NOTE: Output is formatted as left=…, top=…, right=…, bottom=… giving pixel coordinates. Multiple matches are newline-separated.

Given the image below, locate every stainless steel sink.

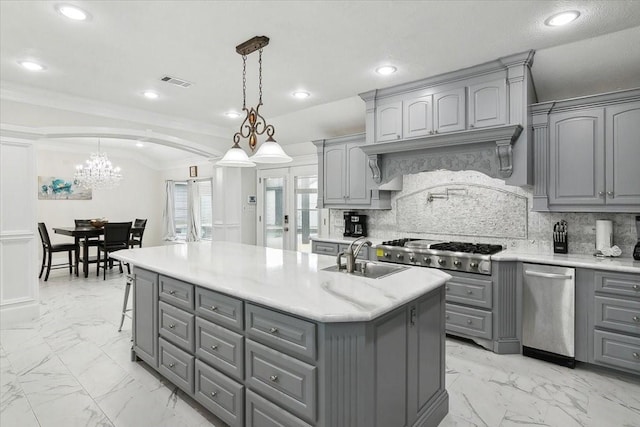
left=322, top=261, right=408, bottom=279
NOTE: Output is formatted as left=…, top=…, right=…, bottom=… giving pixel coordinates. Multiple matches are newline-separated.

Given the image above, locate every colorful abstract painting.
left=38, top=176, right=92, bottom=200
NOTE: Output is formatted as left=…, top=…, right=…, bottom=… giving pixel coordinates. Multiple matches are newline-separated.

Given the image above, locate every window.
left=171, top=179, right=213, bottom=241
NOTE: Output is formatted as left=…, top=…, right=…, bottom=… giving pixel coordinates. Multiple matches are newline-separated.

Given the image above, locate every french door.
left=257, top=165, right=322, bottom=252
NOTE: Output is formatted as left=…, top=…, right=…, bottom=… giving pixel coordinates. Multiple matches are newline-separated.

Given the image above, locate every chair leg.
left=118, top=260, right=123, bottom=274
left=44, top=250, right=52, bottom=281
left=97, top=249, right=101, bottom=277
left=126, top=263, right=131, bottom=275
left=118, top=279, right=132, bottom=332
left=39, top=248, right=46, bottom=278
left=104, top=251, right=107, bottom=280
left=68, top=250, right=73, bottom=275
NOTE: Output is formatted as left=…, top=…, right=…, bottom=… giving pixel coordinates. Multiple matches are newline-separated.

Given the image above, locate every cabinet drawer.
left=196, top=317, right=244, bottom=381
left=593, top=330, right=640, bottom=373
left=445, top=274, right=493, bottom=309
left=246, top=389, right=313, bottom=427
left=338, top=244, right=369, bottom=260
left=159, top=301, right=195, bottom=352
left=594, top=296, right=640, bottom=335
left=196, top=287, right=244, bottom=332
left=311, top=241, right=338, bottom=256
left=595, top=271, right=640, bottom=297
left=159, top=275, right=194, bottom=311
left=245, top=340, right=317, bottom=423
left=194, top=360, right=244, bottom=427
left=246, top=304, right=316, bottom=361
left=159, top=338, right=194, bottom=393
left=445, top=303, right=492, bottom=340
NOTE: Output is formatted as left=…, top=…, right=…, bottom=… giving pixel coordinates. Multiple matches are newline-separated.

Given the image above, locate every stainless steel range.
left=376, top=239, right=504, bottom=275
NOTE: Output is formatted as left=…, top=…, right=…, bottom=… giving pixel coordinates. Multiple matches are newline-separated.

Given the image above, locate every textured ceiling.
left=1, top=1, right=640, bottom=158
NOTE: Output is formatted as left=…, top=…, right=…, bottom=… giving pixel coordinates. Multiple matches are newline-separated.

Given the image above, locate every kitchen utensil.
left=553, top=220, right=568, bottom=254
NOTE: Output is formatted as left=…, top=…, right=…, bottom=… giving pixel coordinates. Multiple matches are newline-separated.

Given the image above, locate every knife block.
left=553, top=234, right=568, bottom=254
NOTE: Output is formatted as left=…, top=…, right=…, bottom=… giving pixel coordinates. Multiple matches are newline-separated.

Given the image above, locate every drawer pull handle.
left=169, top=324, right=175, bottom=329
left=445, top=314, right=450, bottom=319
left=210, top=391, right=218, bottom=397
left=466, top=319, right=472, bottom=325
left=634, top=284, right=639, bottom=291
left=169, top=363, right=175, bottom=368
left=467, top=290, right=473, bottom=294
left=210, top=305, right=218, bottom=311
left=269, top=375, right=278, bottom=382
left=211, top=345, right=218, bottom=350
left=269, top=327, right=278, bottom=334
left=445, top=286, right=449, bottom=291
left=169, top=290, right=176, bottom=295
left=633, top=316, right=640, bottom=322
left=633, top=352, right=640, bottom=359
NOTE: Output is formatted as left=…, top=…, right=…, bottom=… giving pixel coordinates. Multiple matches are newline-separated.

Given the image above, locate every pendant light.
left=217, top=36, right=292, bottom=167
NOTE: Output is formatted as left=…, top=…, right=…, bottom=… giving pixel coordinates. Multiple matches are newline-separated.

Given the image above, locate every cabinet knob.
left=168, top=363, right=175, bottom=368
left=169, top=290, right=176, bottom=295
left=445, top=314, right=450, bottom=319
left=467, top=290, right=473, bottom=295
left=633, top=316, right=640, bottom=322
left=445, top=286, right=450, bottom=291
left=210, top=305, right=218, bottom=311
left=169, top=324, right=175, bottom=329
left=607, top=191, right=614, bottom=198
left=429, top=130, right=434, bottom=135
left=466, top=319, right=472, bottom=325
left=633, top=352, right=640, bottom=359
left=211, top=345, right=218, bottom=350
left=269, top=327, right=278, bottom=334
left=269, top=375, right=278, bottom=382
left=396, top=134, right=401, bottom=139
left=470, top=124, right=475, bottom=128
left=633, top=284, right=639, bottom=291
left=434, top=130, right=439, bottom=134
left=598, top=191, right=605, bottom=197
left=210, top=391, right=218, bottom=397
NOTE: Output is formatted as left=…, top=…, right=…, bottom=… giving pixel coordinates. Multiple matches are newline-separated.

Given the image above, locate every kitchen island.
left=112, top=242, right=451, bottom=427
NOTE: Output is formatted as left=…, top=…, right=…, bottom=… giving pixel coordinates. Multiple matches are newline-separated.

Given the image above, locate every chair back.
left=132, top=218, right=147, bottom=238
left=104, top=222, right=132, bottom=251
left=74, top=219, right=93, bottom=227
left=38, top=222, right=52, bottom=248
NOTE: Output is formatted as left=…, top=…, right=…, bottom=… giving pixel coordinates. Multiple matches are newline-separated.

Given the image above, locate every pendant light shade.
left=250, top=139, right=293, bottom=164
left=216, top=145, right=256, bottom=167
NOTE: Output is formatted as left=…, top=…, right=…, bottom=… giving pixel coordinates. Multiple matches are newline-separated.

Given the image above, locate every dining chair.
left=129, top=218, right=147, bottom=248
left=74, top=219, right=102, bottom=274
left=38, top=222, right=77, bottom=281
left=97, top=222, right=132, bottom=280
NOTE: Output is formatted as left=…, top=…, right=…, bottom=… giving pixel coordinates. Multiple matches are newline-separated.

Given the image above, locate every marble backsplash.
left=330, top=170, right=639, bottom=257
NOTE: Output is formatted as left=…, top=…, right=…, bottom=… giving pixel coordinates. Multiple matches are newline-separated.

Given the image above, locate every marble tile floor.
left=1, top=270, right=639, bottom=427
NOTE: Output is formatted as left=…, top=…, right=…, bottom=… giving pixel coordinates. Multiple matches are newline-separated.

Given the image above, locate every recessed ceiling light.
left=292, top=91, right=310, bottom=99
left=56, top=4, right=89, bottom=21
left=19, top=61, right=45, bottom=71
left=143, top=91, right=159, bottom=99
left=545, top=10, right=580, bottom=26
left=375, top=65, right=397, bottom=75
left=225, top=111, right=241, bottom=118
left=136, top=142, right=144, bottom=148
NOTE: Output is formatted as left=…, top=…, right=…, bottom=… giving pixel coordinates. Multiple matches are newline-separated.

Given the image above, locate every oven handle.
left=524, top=270, right=573, bottom=280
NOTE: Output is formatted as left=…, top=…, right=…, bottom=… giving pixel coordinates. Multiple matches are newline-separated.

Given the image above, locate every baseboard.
left=0, top=300, right=39, bottom=328
left=413, top=389, right=449, bottom=427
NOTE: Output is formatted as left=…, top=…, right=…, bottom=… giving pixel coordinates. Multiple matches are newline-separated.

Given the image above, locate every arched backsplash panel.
left=395, top=182, right=527, bottom=239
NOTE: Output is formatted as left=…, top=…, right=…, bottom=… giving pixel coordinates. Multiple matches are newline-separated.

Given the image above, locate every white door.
left=257, top=165, right=321, bottom=252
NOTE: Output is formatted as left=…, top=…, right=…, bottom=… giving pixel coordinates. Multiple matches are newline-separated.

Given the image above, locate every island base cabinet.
left=133, top=268, right=158, bottom=367
left=195, top=360, right=244, bottom=427
left=246, top=389, right=313, bottom=427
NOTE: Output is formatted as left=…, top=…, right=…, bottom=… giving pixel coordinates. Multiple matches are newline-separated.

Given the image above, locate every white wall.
left=36, top=147, right=163, bottom=247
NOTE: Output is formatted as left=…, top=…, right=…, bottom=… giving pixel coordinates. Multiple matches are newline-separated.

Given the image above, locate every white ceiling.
left=1, top=1, right=640, bottom=161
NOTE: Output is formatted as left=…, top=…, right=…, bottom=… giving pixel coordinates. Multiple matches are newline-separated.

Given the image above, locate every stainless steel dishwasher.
left=522, top=263, right=576, bottom=368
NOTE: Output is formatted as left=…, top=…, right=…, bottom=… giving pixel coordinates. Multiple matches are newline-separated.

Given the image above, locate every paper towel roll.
left=596, top=220, right=613, bottom=250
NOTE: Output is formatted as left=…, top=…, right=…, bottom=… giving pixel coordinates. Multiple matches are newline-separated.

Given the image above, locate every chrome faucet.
left=336, top=236, right=372, bottom=273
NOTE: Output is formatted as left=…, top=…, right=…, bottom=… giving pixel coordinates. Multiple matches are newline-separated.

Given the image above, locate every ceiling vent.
left=160, top=76, right=193, bottom=88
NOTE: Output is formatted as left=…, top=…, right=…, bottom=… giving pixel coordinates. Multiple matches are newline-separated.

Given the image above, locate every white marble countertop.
left=112, top=242, right=451, bottom=323
left=492, top=249, right=640, bottom=274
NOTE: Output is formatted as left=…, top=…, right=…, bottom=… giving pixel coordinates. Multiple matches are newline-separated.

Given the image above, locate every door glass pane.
left=174, top=182, right=188, bottom=240
left=295, top=175, right=318, bottom=253
left=264, top=177, right=284, bottom=249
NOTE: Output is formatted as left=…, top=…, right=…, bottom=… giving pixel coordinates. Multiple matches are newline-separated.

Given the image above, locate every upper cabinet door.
left=376, top=102, right=403, bottom=142
left=403, top=95, right=433, bottom=139
left=433, top=88, right=466, bottom=133
left=345, top=143, right=371, bottom=205
left=323, top=145, right=346, bottom=204
left=549, top=109, right=605, bottom=206
left=468, top=79, right=506, bottom=128
left=605, top=102, right=640, bottom=205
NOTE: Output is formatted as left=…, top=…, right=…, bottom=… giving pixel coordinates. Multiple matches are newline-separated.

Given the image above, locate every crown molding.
left=0, top=80, right=229, bottom=138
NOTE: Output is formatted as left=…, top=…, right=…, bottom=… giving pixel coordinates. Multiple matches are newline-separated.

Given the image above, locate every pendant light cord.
left=258, top=49, right=263, bottom=105
left=242, top=55, right=247, bottom=110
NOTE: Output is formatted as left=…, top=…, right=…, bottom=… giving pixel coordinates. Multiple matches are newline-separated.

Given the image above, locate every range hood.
left=360, top=124, right=523, bottom=185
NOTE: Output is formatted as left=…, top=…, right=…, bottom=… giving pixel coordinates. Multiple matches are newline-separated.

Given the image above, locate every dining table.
left=53, top=226, right=142, bottom=278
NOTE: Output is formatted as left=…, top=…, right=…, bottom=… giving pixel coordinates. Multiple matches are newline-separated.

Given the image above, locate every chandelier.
left=74, top=139, right=123, bottom=189
left=217, top=36, right=292, bottom=167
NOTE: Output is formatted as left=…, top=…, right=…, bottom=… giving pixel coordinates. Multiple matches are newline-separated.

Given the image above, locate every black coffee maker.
left=343, top=211, right=367, bottom=237
left=634, top=215, right=640, bottom=261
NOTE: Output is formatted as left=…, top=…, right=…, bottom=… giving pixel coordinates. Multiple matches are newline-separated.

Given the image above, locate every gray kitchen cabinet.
left=311, top=239, right=373, bottom=260
left=433, top=87, right=466, bottom=133
left=133, top=268, right=158, bottom=367
left=376, top=101, right=403, bottom=142
left=531, top=89, right=640, bottom=212
left=314, top=134, right=397, bottom=209
left=468, top=78, right=507, bottom=128
left=403, top=94, right=433, bottom=139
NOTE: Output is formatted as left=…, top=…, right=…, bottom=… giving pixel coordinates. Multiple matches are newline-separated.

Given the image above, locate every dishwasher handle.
left=524, top=270, right=573, bottom=280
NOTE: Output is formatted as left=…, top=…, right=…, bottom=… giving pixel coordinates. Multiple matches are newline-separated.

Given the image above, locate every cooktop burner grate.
left=429, top=241, right=503, bottom=255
